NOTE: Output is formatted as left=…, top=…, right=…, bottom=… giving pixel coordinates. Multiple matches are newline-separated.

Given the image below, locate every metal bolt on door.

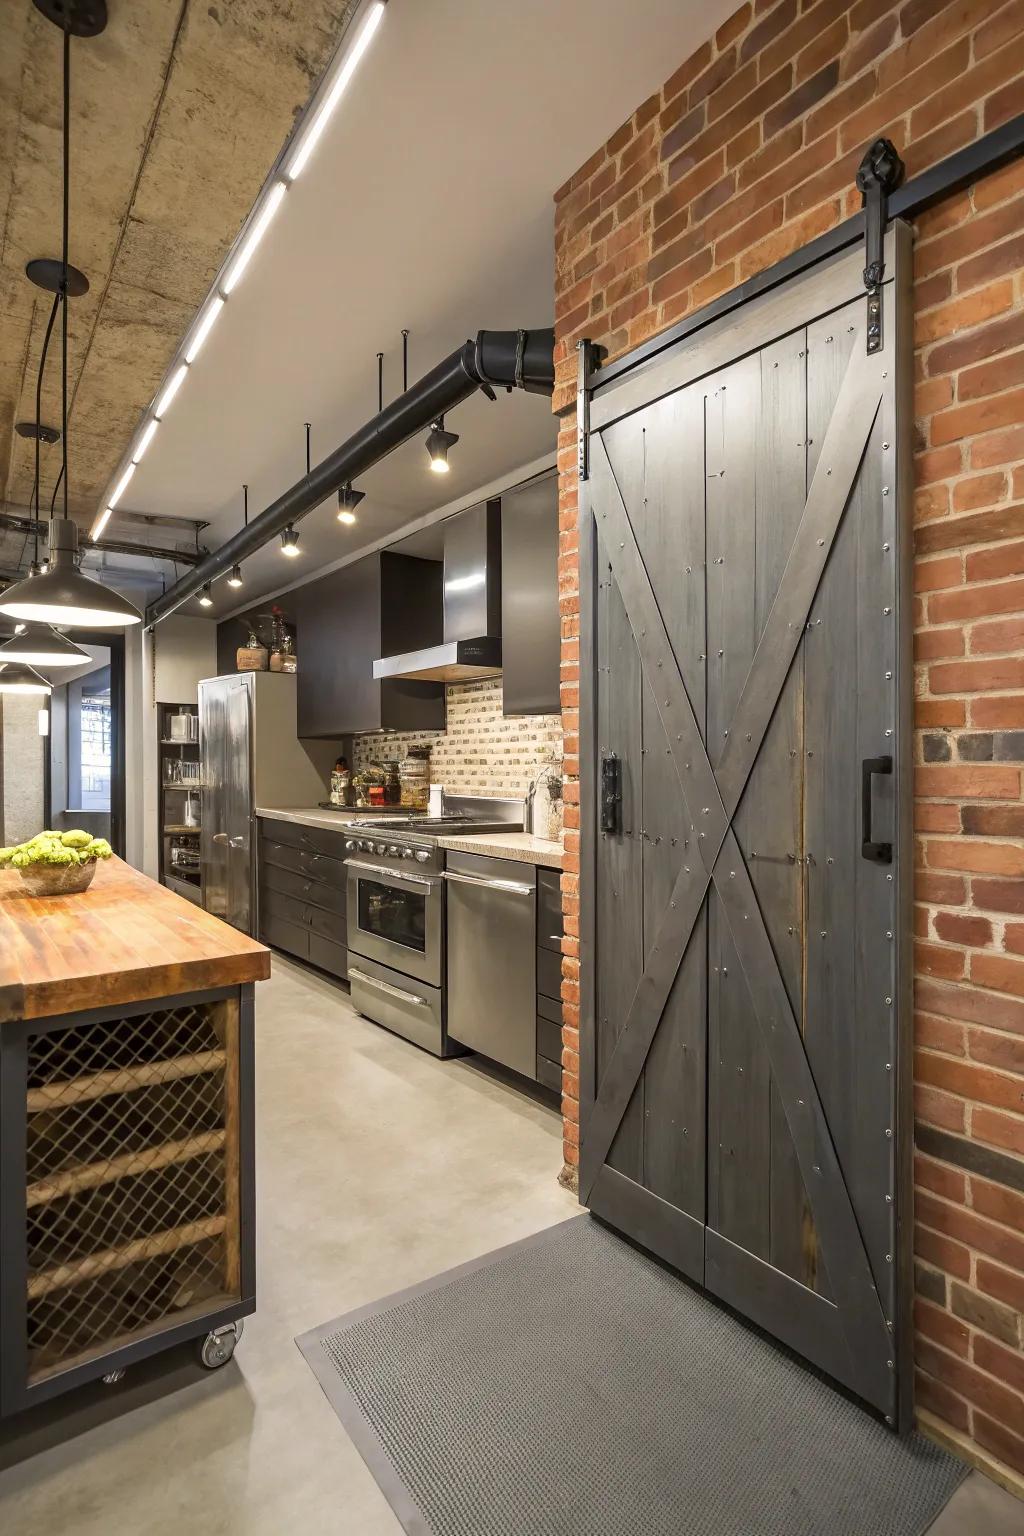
left=579, top=226, right=912, bottom=1427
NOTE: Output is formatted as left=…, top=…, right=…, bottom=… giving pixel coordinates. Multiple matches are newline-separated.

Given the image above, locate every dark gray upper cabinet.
left=297, top=552, right=445, bottom=737
left=501, top=473, right=559, bottom=716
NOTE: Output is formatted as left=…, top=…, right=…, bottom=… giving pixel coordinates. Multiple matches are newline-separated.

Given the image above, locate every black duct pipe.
left=144, top=327, right=555, bottom=627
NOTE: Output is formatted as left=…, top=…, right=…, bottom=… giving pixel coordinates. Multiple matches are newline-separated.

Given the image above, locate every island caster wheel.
left=198, top=1319, right=243, bottom=1370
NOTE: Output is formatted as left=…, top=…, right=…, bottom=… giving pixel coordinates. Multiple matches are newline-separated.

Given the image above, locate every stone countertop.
left=256, top=806, right=374, bottom=833
left=437, top=832, right=565, bottom=870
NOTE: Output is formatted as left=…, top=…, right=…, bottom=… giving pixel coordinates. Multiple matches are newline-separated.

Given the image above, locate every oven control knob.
left=344, top=839, right=357, bottom=851
left=376, top=842, right=388, bottom=855
left=360, top=839, right=372, bottom=852
left=387, top=845, right=399, bottom=857
left=414, top=850, right=430, bottom=863
left=401, top=847, right=414, bottom=860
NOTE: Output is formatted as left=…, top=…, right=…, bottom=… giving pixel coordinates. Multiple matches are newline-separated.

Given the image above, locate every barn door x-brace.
left=576, top=141, right=919, bottom=1428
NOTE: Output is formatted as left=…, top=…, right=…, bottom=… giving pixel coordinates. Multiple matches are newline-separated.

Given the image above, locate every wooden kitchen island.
left=0, top=858, right=269, bottom=1417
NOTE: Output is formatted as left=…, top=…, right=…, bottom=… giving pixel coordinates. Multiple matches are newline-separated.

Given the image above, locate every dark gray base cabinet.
left=258, top=820, right=348, bottom=981
left=536, top=868, right=563, bottom=1094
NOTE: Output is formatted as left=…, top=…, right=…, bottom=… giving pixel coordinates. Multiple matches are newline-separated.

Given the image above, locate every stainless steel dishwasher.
left=445, top=849, right=537, bottom=1077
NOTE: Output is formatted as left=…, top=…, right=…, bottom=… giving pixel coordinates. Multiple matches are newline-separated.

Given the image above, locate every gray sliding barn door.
left=579, top=228, right=912, bottom=1425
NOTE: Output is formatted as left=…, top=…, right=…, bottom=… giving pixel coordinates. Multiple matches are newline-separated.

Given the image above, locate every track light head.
left=337, top=483, right=365, bottom=525
left=425, top=419, right=459, bottom=474
left=226, top=564, right=244, bottom=588
left=280, top=525, right=301, bottom=557
left=198, top=583, right=213, bottom=608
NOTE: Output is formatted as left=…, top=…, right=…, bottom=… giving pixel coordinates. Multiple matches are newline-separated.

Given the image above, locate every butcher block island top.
left=0, top=855, right=270, bottom=1024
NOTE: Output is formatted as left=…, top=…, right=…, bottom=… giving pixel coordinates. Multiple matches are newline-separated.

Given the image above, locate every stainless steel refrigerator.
left=199, top=672, right=337, bottom=934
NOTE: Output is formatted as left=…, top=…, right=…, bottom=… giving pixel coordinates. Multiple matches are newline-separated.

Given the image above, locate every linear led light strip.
left=90, top=0, right=386, bottom=545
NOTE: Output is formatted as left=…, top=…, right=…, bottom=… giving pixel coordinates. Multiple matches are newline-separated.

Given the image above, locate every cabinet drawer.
left=262, top=838, right=347, bottom=890
left=536, top=1054, right=561, bottom=1094
left=260, top=861, right=346, bottom=916
left=260, top=909, right=310, bottom=961
left=537, top=990, right=562, bottom=1025
left=309, top=932, right=348, bottom=981
left=259, top=887, right=309, bottom=929
left=308, top=903, right=345, bottom=944
left=537, top=1015, right=562, bottom=1064
left=536, top=946, right=562, bottom=1002
left=259, top=818, right=349, bottom=861
left=537, top=868, right=563, bottom=952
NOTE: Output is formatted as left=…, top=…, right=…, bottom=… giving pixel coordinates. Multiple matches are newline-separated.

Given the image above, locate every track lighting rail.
left=144, top=326, right=554, bottom=628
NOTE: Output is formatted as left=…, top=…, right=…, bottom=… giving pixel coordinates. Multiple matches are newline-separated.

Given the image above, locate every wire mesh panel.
left=21, top=997, right=242, bottom=1383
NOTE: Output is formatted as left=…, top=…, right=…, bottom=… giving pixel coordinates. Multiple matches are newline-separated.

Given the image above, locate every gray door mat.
left=296, top=1215, right=966, bottom=1536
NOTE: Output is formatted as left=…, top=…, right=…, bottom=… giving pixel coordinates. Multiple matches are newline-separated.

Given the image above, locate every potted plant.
left=0, top=829, right=114, bottom=895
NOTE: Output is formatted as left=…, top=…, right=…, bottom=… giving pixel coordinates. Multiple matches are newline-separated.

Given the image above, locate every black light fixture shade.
left=0, top=623, right=89, bottom=667
left=425, top=418, right=459, bottom=474
left=198, top=583, right=213, bottom=607
left=227, top=564, right=244, bottom=588
left=337, top=483, right=365, bottom=524
left=280, top=524, right=300, bottom=557
left=0, top=660, right=52, bottom=695
left=0, top=520, right=141, bottom=628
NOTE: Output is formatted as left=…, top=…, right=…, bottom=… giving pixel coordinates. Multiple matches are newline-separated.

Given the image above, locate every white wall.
left=0, top=694, right=46, bottom=846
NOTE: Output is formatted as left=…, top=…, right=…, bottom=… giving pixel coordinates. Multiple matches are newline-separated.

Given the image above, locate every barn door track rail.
left=585, top=116, right=1024, bottom=396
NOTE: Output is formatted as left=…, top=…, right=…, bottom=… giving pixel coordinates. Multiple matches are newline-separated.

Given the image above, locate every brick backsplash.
left=352, top=677, right=562, bottom=800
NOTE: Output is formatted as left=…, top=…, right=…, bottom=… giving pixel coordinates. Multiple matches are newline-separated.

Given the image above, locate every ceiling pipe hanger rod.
left=144, top=326, right=554, bottom=628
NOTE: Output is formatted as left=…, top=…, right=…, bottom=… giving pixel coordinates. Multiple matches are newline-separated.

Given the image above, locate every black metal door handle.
left=601, top=755, right=622, bottom=835
left=862, top=755, right=892, bottom=863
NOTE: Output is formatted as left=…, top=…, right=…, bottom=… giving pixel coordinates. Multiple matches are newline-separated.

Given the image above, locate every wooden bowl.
left=18, top=859, right=98, bottom=897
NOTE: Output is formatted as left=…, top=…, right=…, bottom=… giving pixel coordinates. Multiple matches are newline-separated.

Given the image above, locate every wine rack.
left=0, top=988, right=253, bottom=1410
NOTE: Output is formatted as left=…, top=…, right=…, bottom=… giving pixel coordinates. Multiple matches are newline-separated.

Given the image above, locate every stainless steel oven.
left=345, top=856, right=443, bottom=989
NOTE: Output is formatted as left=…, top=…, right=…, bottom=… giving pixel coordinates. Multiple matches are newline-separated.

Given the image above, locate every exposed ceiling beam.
left=0, top=512, right=202, bottom=567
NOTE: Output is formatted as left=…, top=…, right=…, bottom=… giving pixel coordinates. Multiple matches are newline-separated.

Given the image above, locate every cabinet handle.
left=349, top=967, right=428, bottom=1008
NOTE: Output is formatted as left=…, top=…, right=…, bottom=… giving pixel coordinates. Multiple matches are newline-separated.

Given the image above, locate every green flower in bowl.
left=0, top=830, right=113, bottom=896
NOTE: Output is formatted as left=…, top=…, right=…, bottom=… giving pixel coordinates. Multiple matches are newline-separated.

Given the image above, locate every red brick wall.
left=554, top=0, right=1024, bottom=1484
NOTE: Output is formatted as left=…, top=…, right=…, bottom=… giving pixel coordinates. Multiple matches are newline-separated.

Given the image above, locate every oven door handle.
left=443, top=870, right=535, bottom=896
left=348, top=967, right=429, bottom=1008
left=345, top=858, right=439, bottom=889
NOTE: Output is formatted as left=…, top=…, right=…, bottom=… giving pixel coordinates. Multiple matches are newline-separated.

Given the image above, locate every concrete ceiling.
left=0, top=0, right=356, bottom=585
left=1, top=0, right=734, bottom=616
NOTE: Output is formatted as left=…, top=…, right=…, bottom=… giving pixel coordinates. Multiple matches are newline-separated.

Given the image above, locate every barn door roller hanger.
left=856, top=137, right=905, bottom=355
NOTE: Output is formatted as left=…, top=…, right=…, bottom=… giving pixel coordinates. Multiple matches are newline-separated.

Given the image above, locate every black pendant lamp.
left=0, top=624, right=89, bottom=667
left=0, top=661, right=52, bottom=696
left=0, top=1, right=141, bottom=631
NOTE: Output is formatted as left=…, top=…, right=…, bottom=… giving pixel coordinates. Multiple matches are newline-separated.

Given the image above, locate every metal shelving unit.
left=157, top=704, right=201, bottom=904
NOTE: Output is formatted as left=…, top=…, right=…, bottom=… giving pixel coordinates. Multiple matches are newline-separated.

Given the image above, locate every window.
left=79, top=687, right=112, bottom=811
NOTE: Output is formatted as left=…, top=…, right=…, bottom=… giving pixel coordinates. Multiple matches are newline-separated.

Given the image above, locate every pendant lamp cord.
left=60, top=21, right=70, bottom=524
left=32, top=292, right=60, bottom=563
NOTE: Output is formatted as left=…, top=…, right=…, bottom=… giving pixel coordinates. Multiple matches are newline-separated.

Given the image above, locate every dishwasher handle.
left=444, top=870, right=535, bottom=896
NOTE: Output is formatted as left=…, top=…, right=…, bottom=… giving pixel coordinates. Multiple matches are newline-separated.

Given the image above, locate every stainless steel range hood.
left=373, top=500, right=502, bottom=684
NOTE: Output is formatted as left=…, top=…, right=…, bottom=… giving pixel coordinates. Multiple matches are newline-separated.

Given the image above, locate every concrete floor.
left=0, top=956, right=1020, bottom=1535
